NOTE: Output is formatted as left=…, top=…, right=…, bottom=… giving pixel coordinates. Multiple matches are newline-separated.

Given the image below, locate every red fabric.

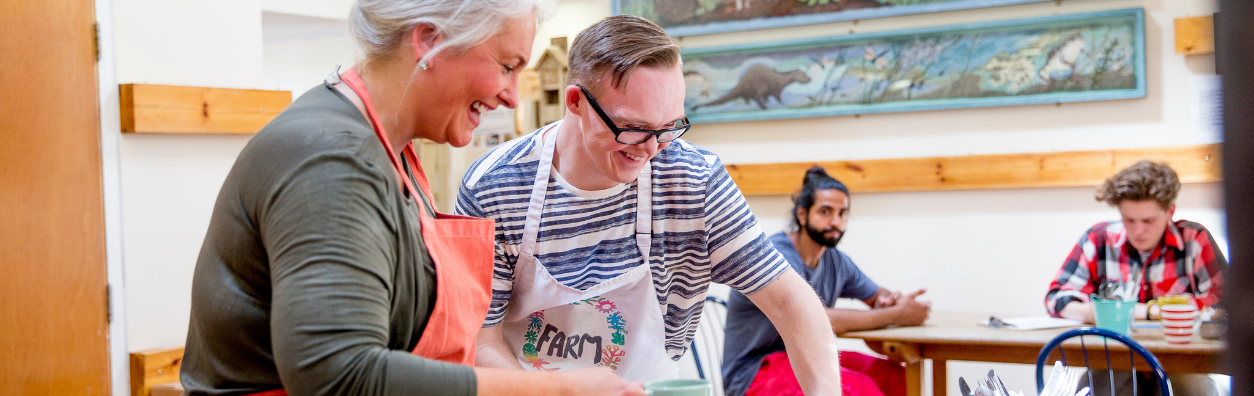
left=745, top=351, right=904, bottom=396
left=838, top=351, right=906, bottom=396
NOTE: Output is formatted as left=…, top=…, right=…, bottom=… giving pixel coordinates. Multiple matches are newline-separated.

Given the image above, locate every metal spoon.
left=977, top=385, right=995, bottom=396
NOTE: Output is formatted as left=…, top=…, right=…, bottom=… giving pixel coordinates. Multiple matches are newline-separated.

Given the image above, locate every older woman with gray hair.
left=180, top=1, right=646, bottom=395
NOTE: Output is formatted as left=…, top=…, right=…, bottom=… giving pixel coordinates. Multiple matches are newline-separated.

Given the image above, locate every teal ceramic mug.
left=1092, top=297, right=1136, bottom=336
left=643, top=379, right=713, bottom=396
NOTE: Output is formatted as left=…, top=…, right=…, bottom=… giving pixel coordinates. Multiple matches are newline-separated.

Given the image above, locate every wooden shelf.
left=725, top=144, right=1222, bottom=195
left=129, top=347, right=183, bottom=396
left=1175, top=15, right=1215, bottom=55
left=120, top=84, right=291, bottom=134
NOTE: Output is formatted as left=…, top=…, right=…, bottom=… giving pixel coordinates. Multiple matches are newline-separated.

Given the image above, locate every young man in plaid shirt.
left=1045, top=160, right=1228, bottom=323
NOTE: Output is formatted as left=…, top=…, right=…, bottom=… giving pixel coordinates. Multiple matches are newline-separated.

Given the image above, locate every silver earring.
left=419, top=60, right=429, bottom=70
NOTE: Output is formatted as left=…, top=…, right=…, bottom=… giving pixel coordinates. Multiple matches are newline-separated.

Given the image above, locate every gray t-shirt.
left=720, top=232, right=879, bottom=396
left=181, top=84, right=475, bottom=396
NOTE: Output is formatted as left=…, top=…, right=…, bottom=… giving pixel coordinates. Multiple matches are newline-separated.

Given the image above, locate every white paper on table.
left=978, top=315, right=1084, bottom=331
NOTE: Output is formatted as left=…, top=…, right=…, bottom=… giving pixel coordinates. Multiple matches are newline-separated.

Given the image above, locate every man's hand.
left=557, top=367, right=648, bottom=396
left=890, top=288, right=931, bottom=326
left=874, top=289, right=903, bottom=308
left=1059, top=302, right=1096, bottom=324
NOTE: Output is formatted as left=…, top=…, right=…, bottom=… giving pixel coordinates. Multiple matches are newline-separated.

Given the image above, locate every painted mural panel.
left=615, top=0, right=1050, bottom=37
left=682, top=9, right=1146, bottom=123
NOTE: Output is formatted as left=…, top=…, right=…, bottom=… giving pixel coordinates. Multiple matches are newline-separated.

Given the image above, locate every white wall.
left=261, top=12, right=357, bottom=95
left=113, top=0, right=263, bottom=89
left=112, top=0, right=264, bottom=353
left=112, top=0, right=355, bottom=354
left=261, top=0, right=353, bottom=20
left=515, top=0, right=1225, bottom=394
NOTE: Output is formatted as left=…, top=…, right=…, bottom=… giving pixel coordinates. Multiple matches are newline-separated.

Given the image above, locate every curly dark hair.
left=1095, top=160, right=1181, bottom=210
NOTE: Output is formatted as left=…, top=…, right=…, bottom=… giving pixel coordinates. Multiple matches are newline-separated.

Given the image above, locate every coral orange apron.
left=245, top=68, right=495, bottom=396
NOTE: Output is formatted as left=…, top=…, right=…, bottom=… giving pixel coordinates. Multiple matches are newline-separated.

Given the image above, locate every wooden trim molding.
left=130, top=347, right=183, bottom=396
left=726, top=144, right=1222, bottom=195
left=120, top=84, right=291, bottom=134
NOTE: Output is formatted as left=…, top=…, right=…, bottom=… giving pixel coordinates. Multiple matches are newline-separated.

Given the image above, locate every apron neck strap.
left=635, top=162, right=652, bottom=264
left=520, top=123, right=653, bottom=262
left=520, top=124, right=560, bottom=254
left=337, top=67, right=436, bottom=215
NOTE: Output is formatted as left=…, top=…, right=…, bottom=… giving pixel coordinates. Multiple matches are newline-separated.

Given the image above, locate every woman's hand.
left=558, top=367, right=647, bottom=396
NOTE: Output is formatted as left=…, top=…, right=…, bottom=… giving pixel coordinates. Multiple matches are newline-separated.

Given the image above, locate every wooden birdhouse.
left=534, top=37, right=569, bottom=126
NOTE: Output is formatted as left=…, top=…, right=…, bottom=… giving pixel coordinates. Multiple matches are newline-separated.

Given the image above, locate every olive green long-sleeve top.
left=181, top=83, right=475, bottom=396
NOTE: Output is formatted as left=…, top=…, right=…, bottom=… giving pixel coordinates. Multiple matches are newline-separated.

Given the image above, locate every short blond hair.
left=567, top=15, right=680, bottom=93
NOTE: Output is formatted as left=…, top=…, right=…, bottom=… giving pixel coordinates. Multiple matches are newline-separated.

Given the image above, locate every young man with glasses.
left=459, top=15, right=843, bottom=394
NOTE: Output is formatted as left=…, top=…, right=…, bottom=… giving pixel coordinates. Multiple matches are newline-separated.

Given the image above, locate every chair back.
left=1035, top=327, right=1171, bottom=396
left=690, top=296, right=728, bottom=396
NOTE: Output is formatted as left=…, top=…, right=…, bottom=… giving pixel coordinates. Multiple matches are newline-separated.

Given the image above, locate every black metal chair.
left=690, top=295, right=728, bottom=396
left=1035, top=327, right=1171, bottom=396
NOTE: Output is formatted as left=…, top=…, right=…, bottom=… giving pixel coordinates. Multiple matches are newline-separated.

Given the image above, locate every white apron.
left=501, top=124, right=677, bottom=381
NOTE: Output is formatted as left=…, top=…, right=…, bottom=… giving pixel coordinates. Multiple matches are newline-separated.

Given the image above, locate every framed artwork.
left=614, top=0, right=1052, bottom=37
left=682, top=8, right=1146, bottom=124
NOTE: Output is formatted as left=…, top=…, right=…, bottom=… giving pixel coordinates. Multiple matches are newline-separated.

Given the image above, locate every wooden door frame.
left=94, top=0, right=132, bottom=394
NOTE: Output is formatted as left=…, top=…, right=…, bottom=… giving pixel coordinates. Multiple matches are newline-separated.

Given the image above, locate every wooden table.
left=839, top=311, right=1224, bottom=396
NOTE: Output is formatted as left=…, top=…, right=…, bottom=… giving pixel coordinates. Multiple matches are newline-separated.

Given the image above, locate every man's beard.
left=804, top=221, right=844, bottom=248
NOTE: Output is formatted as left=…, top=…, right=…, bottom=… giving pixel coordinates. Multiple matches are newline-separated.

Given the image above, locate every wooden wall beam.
left=1175, top=15, right=1216, bottom=55
left=129, top=347, right=183, bottom=396
left=726, top=144, right=1221, bottom=195
left=120, top=84, right=291, bottom=134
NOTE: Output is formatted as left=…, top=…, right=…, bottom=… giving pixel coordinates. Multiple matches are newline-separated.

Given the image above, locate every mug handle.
left=1146, top=299, right=1159, bottom=320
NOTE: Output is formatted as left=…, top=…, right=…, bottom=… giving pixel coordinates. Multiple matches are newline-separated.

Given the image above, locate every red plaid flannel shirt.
left=1046, top=220, right=1227, bottom=316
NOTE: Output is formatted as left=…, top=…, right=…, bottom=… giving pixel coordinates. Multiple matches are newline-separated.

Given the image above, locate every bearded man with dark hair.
left=721, top=166, right=931, bottom=396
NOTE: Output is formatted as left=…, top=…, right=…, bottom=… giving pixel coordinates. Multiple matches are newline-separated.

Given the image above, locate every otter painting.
left=692, top=65, right=812, bottom=110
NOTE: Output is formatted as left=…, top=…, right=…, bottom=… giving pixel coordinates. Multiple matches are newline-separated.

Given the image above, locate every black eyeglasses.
left=577, top=85, right=690, bottom=145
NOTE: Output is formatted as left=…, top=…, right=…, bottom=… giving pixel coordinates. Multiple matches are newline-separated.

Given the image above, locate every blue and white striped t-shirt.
left=456, top=123, right=790, bottom=360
